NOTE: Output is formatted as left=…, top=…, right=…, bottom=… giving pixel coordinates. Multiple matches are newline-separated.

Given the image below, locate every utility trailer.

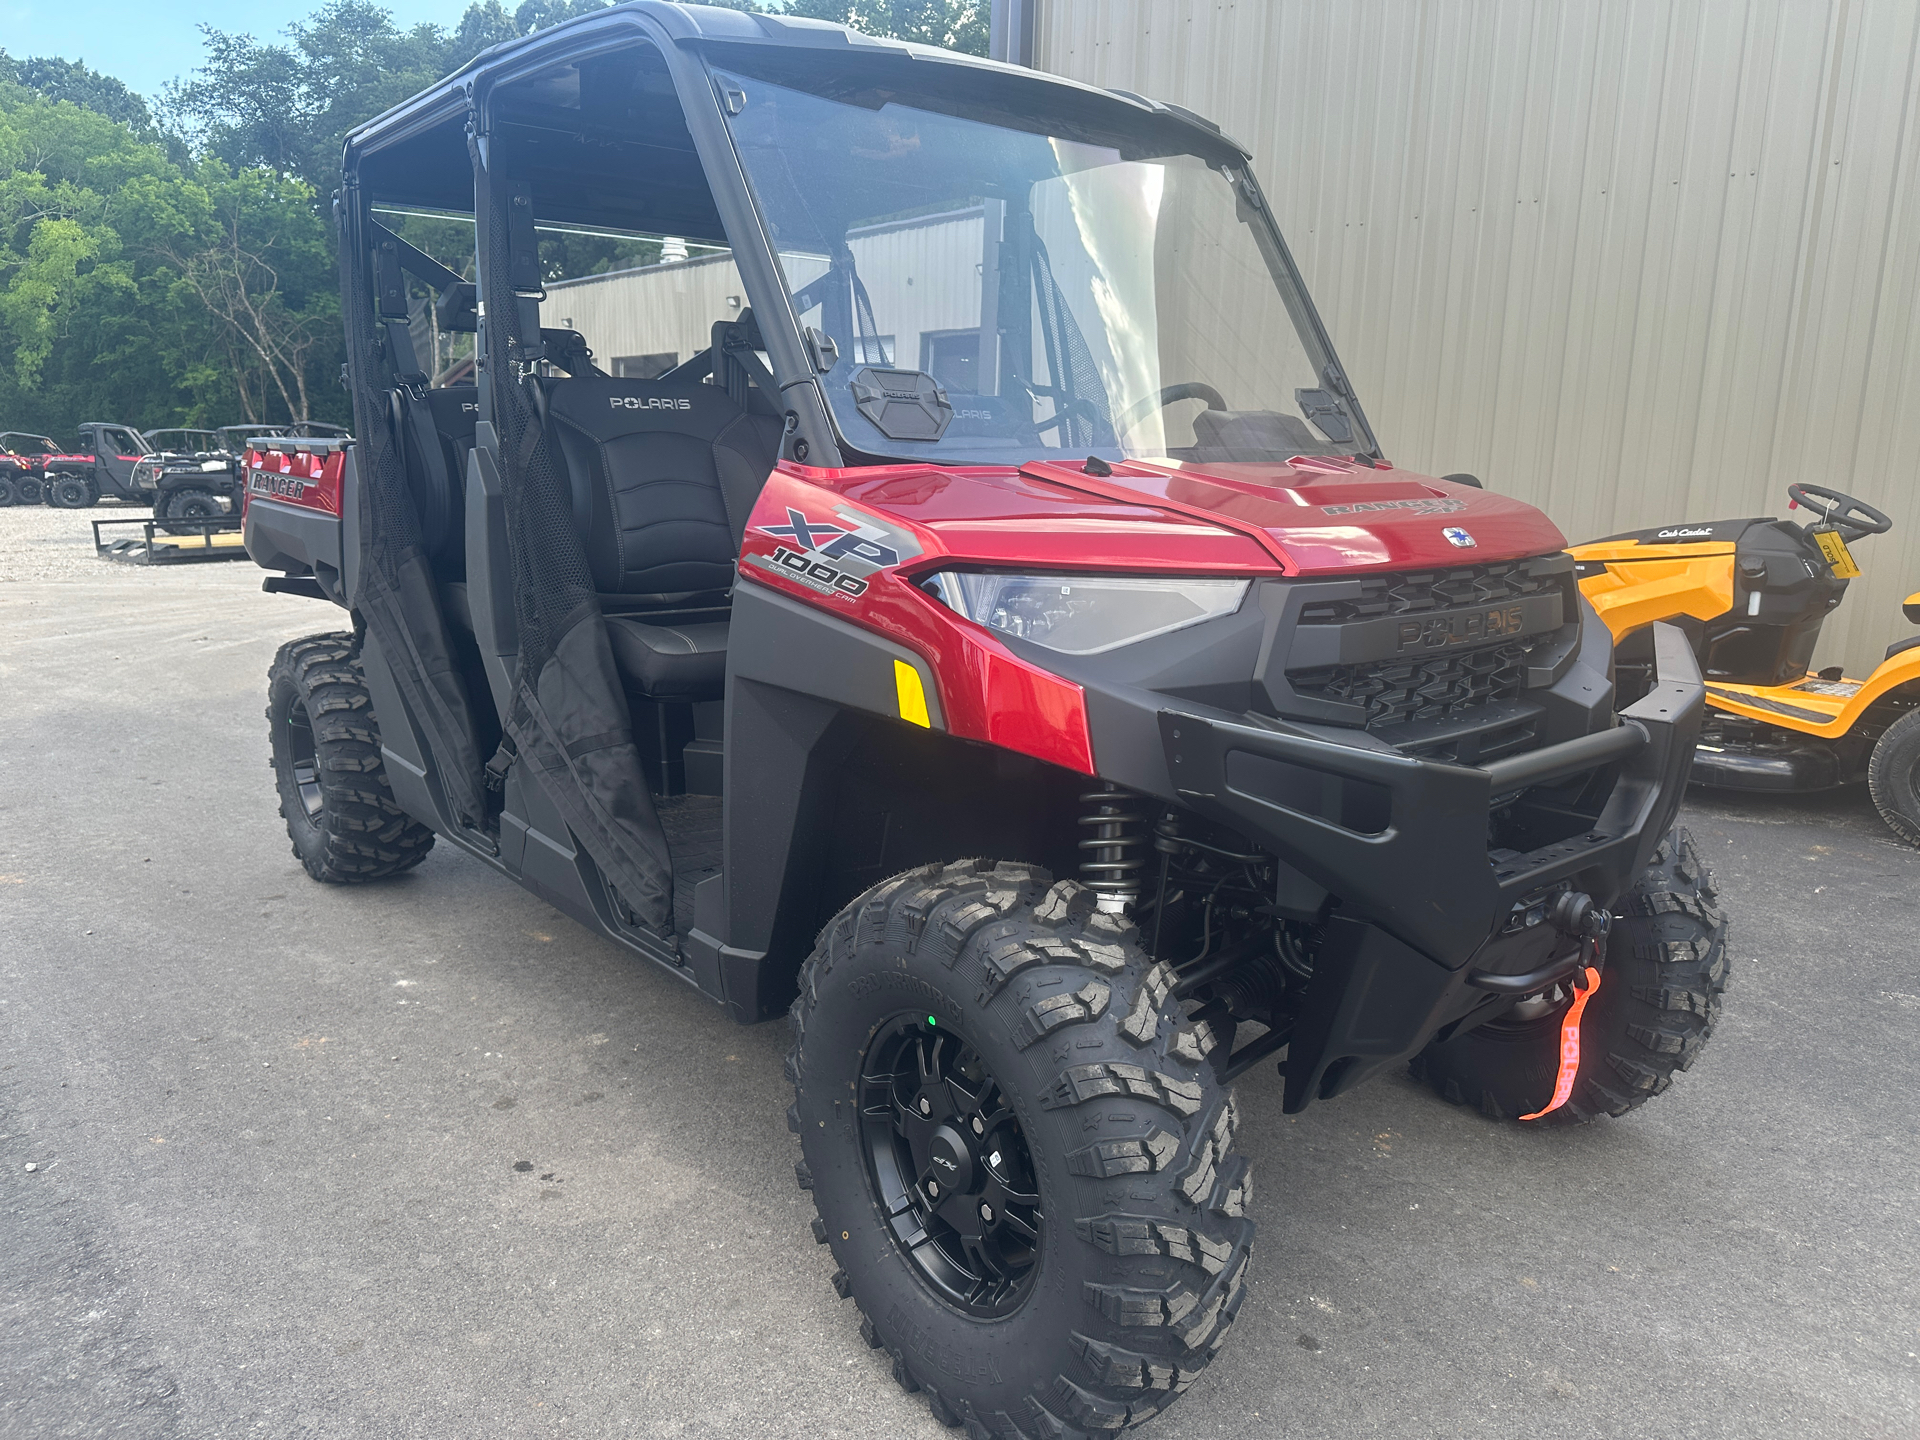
left=244, top=6, right=1732, bottom=1432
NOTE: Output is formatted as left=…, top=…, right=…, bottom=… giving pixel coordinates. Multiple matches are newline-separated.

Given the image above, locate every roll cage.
left=341, top=0, right=1374, bottom=476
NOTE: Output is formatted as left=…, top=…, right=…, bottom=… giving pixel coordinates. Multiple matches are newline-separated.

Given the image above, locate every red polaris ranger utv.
left=247, top=6, right=1731, bottom=1432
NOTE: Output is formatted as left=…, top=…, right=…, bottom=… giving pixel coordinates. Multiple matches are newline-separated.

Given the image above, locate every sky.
left=1, top=0, right=478, bottom=96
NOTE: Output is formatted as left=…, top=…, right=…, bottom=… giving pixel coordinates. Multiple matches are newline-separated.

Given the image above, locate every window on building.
left=613, top=353, right=680, bottom=379
left=921, top=330, right=981, bottom=394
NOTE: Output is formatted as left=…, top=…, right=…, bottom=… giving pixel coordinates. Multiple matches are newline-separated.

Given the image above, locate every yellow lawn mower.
left=1572, top=482, right=1920, bottom=846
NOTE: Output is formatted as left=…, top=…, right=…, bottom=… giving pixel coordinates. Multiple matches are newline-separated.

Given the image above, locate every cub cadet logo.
left=609, top=395, right=691, bottom=411
left=1657, top=526, right=1713, bottom=540
left=930, top=1154, right=958, bottom=1174
left=247, top=468, right=308, bottom=500
left=1320, top=497, right=1468, bottom=516
left=1398, top=606, right=1527, bottom=652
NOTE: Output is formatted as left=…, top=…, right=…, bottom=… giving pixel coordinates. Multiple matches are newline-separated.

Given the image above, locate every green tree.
left=781, top=0, right=990, bottom=53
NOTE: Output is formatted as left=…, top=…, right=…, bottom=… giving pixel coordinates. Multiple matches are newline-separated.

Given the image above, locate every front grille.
left=1297, top=558, right=1565, bottom=625
left=1290, top=640, right=1531, bottom=728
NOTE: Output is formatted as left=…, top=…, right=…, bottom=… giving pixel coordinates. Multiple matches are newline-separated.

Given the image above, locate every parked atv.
left=55, top=421, right=252, bottom=525
left=246, top=6, right=1730, bottom=1431
left=0, top=432, right=59, bottom=506
left=1572, top=483, right=1920, bottom=845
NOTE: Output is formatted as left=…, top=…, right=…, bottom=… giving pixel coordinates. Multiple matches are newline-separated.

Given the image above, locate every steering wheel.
left=1114, top=381, right=1227, bottom=439
left=1786, top=483, right=1893, bottom=540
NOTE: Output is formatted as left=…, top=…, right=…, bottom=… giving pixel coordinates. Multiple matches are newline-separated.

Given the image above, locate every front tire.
left=790, top=862, right=1253, bottom=1437
left=47, top=474, right=93, bottom=508
left=267, top=633, right=435, bottom=882
left=0, top=476, right=14, bottom=507
left=1867, top=709, right=1920, bottom=848
left=1410, top=828, right=1730, bottom=1124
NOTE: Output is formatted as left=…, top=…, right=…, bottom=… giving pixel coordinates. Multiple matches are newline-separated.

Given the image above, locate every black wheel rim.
left=283, top=694, right=323, bottom=823
left=858, top=1015, right=1043, bottom=1317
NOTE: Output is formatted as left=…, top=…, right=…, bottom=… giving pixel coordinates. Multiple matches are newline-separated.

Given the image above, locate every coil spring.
left=1078, top=783, right=1146, bottom=910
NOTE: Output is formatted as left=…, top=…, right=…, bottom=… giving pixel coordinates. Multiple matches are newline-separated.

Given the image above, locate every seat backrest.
left=543, top=377, right=781, bottom=602
left=401, top=384, right=478, bottom=574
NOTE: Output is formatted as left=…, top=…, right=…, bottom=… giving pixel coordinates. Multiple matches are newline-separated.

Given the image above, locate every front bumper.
left=1158, top=622, right=1703, bottom=1109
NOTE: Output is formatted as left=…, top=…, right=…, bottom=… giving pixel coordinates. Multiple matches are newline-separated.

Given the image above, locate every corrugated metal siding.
left=1035, top=0, right=1920, bottom=676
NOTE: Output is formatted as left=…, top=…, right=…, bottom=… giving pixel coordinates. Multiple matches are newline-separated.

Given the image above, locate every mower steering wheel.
left=1114, top=382, right=1228, bottom=438
left=1786, top=483, right=1893, bottom=540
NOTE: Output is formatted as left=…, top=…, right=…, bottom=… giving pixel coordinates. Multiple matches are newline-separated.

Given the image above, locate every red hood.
left=1016, top=457, right=1565, bottom=573
left=763, top=454, right=1565, bottom=577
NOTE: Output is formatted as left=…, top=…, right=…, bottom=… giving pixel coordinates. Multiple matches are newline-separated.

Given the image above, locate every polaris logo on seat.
left=609, top=396, right=692, bottom=411
left=1397, top=606, right=1527, bottom=651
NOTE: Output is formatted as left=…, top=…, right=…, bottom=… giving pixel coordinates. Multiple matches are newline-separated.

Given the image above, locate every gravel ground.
left=0, top=499, right=169, bottom=583
left=2, top=545, right=1918, bottom=1439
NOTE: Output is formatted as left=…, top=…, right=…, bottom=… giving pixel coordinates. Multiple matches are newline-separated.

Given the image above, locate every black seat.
left=542, top=375, right=780, bottom=700
left=401, top=384, right=477, bottom=575
left=604, top=617, right=730, bottom=701
left=1887, top=634, right=1920, bottom=662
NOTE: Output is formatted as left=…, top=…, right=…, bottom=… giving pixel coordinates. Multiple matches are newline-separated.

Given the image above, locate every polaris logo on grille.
left=609, top=396, right=692, bottom=410
left=1397, top=606, right=1527, bottom=651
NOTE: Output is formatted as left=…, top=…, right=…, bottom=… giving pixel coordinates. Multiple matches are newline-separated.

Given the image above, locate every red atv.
left=0, top=432, right=59, bottom=505
left=246, top=6, right=1731, bottom=1432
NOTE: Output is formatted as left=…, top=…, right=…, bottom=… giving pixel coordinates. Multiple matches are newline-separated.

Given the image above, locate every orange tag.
left=1520, top=965, right=1601, bottom=1121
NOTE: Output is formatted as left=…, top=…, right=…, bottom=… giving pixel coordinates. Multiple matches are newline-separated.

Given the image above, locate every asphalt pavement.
left=3, top=502, right=1917, bottom=1439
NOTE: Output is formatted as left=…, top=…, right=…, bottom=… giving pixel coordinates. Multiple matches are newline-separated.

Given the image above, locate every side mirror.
left=1441, top=472, right=1484, bottom=490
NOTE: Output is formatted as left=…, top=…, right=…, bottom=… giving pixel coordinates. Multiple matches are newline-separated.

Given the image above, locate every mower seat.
left=543, top=377, right=779, bottom=700
left=1887, top=635, right=1920, bottom=662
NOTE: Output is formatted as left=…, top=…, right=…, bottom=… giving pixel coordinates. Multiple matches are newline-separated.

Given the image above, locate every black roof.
left=342, top=0, right=1244, bottom=178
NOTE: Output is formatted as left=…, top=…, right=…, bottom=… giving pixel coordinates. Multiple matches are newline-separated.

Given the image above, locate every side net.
left=336, top=191, right=486, bottom=828
left=476, top=160, right=674, bottom=932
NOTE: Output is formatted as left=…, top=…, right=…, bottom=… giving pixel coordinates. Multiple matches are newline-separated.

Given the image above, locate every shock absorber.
left=1078, top=783, right=1146, bottom=913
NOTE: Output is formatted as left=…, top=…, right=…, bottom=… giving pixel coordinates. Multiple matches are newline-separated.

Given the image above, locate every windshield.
left=719, top=66, right=1371, bottom=467
left=100, top=427, right=149, bottom=455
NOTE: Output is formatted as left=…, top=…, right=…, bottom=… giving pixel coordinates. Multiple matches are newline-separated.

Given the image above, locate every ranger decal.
left=1319, top=496, right=1468, bottom=517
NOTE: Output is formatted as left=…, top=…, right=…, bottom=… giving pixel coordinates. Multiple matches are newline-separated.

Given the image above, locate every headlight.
left=921, top=572, right=1248, bottom=655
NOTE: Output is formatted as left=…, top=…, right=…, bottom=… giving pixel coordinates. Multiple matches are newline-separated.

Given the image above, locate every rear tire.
left=1409, top=828, right=1730, bottom=1125
left=157, top=486, right=224, bottom=534
left=15, top=475, right=43, bottom=505
left=0, top=476, right=14, bottom=507
left=790, top=862, right=1253, bottom=1437
left=267, top=633, right=435, bottom=883
left=1867, top=709, right=1920, bottom=848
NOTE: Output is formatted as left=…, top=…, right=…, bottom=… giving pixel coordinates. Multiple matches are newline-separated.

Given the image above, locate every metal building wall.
left=1033, top=0, right=1920, bottom=675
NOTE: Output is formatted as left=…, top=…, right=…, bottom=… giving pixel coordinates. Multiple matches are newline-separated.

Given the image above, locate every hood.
left=1016, top=456, right=1566, bottom=573
left=785, top=454, right=1568, bottom=580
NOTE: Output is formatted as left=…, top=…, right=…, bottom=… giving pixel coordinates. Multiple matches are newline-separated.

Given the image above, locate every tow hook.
left=1548, top=890, right=1612, bottom=945
left=1469, top=892, right=1613, bottom=995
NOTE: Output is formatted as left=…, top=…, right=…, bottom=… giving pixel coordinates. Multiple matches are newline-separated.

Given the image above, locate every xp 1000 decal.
left=745, top=503, right=923, bottom=601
